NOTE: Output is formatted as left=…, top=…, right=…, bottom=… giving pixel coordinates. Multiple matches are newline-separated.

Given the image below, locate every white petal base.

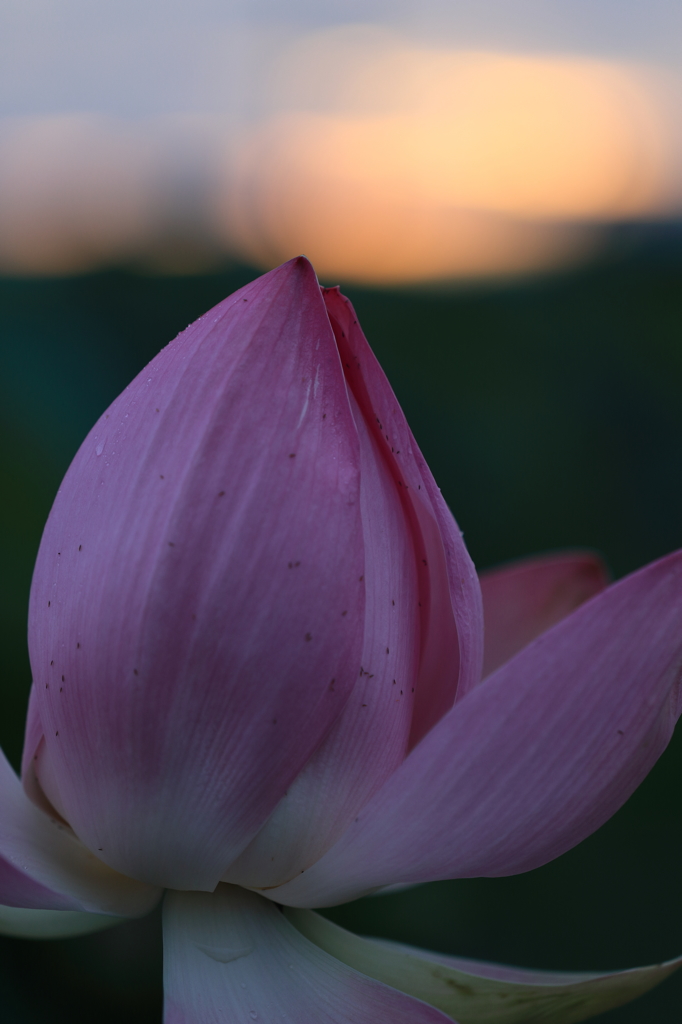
left=0, top=750, right=162, bottom=915
left=163, top=884, right=450, bottom=1023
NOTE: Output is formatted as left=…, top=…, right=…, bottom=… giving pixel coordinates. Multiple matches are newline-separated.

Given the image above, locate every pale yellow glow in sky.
left=222, top=33, right=679, bottom=283
left=0, top=26, right=679, bottom=281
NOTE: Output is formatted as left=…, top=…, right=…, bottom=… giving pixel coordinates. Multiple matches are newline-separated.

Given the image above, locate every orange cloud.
left=218, top=31, right=680, bottom=284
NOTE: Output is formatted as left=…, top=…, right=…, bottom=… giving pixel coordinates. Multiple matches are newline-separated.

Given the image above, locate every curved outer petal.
left=0, top=904, right=124, bottom=939
left=0, top=749, right=160, bottom=915
left=27, top=258, right=366, bottom=890
left=21, top=682, right=69, bottom=820
left=223, top=389, right=419, bottom=888
left=21, top=684, right=44, bottom=795
left=480, top=552, right=609, bottom=678
left=163, top=884, right=451, bottom=1024
left=269, top=550, right=682, bottom=907
left=287, top=909, right=682, bottom=1024
left=322, top=287, right=484, bottom=747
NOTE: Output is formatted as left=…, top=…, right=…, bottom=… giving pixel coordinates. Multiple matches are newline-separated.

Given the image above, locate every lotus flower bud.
left=23, top=257, right=482, bottom=891
left=6, top=257, right=682, bottom=1024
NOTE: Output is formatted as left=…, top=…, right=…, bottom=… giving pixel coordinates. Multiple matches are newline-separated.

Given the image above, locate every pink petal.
left=322, top=287, right=484, bottom=746
left=288, top=909, right=682, bottom=1024
left=163, top=884, right=451, bottom=1024
left=269, top=550, right=682, bottom=907
left=481, top=551, right=609, bottom=677
left=223, top=389, right=419, bottom=888
left=27, top=258, right=366, bottom=890
left=0, top=749, right=160, bottom=915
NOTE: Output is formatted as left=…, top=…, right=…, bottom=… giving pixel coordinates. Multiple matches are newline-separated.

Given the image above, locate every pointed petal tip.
left=224, top=256, right=321, bottom=312
left=283, top=254, right=319, bottom=280
left=257, top=254, right=323, bottom=301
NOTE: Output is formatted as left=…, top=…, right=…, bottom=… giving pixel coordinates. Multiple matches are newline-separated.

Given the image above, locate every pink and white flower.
left=2, top=257, right=681, bottom=1022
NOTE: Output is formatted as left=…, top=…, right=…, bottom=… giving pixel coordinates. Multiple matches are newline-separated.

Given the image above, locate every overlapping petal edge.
left=266, top=548, right=682, bottom=907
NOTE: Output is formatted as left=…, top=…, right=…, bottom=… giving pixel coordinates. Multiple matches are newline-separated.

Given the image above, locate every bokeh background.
left=2, top=2, right=682, bottom=1021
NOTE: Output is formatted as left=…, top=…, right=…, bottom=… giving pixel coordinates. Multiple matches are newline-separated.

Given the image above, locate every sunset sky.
left=1, top=1, right=680, bottom=282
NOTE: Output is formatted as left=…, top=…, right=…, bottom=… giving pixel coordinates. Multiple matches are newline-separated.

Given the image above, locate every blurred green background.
left=1, top=233, right=682, bottom=1021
